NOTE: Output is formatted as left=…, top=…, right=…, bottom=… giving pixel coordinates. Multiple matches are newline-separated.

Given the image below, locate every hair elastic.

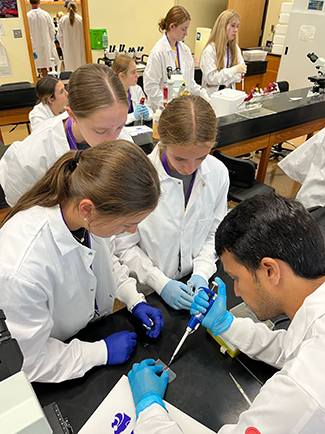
left=74, top=149, right=83, bottom=166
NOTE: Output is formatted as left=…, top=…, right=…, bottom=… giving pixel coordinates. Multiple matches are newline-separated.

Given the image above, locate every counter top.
left=32, top=290, right=277, bottom=433
left=216, top=87, right=325, bottom=148
left=0, top=82, right=37, bottom=111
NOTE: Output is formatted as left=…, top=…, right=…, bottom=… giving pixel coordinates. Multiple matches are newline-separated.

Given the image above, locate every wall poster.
left=0, top=0, right=18, bottom=18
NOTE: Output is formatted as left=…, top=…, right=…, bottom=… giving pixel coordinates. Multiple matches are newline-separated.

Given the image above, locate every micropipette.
left=167, top=282, right=218, bottom=367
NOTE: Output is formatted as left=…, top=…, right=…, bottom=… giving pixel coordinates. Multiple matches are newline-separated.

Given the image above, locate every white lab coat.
left=278, top=127, right=325, bottom=209
left=0, top=205, right=144, bottom=382
left=134, top=281, right=325, bottom=433
left=29, top=102, right=55, bottom=131
left=143, top=35, right=208, bottom=111
left=27, top=8, right=59, bottom=69
left=126, top=85, right=153, bottom=125
left=0, top=112, right=134, bottom=207
left=115, top=146, right=229, bottom=293
left=200, top=44, right=244, bottom=97
left=57, top=13, right=86, bottom=72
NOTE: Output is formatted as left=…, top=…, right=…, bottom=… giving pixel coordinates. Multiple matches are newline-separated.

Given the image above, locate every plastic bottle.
left=102, top=32, right=108, bottom=49
left=152, top=109, right=162, bottom=140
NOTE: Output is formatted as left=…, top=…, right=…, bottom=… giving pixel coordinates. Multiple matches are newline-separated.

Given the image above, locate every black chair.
left=308, top=206, right=325, bottom=240
left=59, top=71, right=73, bottom=80
left=213, top=149, right=275, bottom=202
left=0, top=82, right=33, bottom=135
left=269, top=81, right=296, bottom=159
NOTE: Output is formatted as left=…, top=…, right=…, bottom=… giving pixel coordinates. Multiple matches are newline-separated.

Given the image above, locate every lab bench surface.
left=216, top=86, right=325, bottom=182
left=32, top=291, right=278, bottom=433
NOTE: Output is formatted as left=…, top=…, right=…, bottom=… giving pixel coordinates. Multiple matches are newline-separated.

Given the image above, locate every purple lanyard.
left=162, top=152, right=196, bottom=203
left=127, top=89, right=132, bottom=113
left=66, top=117, right=78, bottom=150
left=166, top=33, right=180, bottom=69
left=226, top=45, right=230, bottom=68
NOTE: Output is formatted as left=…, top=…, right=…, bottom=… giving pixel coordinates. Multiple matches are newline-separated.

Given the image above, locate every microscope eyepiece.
left=307, top=52, right=318, bottom=63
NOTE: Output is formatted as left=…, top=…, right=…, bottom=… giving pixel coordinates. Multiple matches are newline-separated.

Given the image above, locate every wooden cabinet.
left=261, top=54, right=281, bottom=88
left=236, top=74, right=265, bottom=93
left=235, top=54, right=281, bottom=93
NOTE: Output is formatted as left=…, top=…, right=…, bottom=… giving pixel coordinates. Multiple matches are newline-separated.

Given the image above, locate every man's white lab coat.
left=57, top=13, right=86, bottom=72
left=0, top=205, right=144, bottom=382
left=278, top=127, right=325, bottom=209
left=27, top=8, right=59, bottom=69
left=115, top=146, right=229, bottom=293
left=134, top=281, right=325, bottom=433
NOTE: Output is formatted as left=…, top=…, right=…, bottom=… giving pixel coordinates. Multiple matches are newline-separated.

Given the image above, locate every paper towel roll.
left=194, top=27, right=211, bottom=59
left=279, top=13, right=290, bottom=24
left=272, top=44, right=284, bottom=55
left=273, top=34, right=286, bottom=45
left=281, top=2, right=293, bottom=12
left=275, top=24, right=288, bottom=35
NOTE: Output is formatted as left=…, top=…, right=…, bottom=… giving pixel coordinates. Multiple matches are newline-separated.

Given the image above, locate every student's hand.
left=187, top=274, right=209, bottom=295
left=103, top=331, right=137, bottom=364
left=190, top=277, right=234, bottom=336
left=128, top=359, right=168, bottom=417
left=132, top=302, right=164, bottom=338
left=161, top=280, right=193, bottom=310
left=234, top=63, right=247, bottom=74
left=134, top=104, right=149, bottom=119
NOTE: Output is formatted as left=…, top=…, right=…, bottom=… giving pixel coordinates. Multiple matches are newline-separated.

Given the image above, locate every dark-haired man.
left=129, top=193, right=325, bottom=433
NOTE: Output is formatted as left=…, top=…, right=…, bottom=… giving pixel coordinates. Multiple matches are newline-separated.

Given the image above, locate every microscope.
left=307, top=52, right=325, bottom=93
left=47, top=57, right=63, bottom=79
left=98, top=45, right=145, bottom=67
left=0, top=309, right=73, bottom=433
left=166, top=66, right=186, bottom=100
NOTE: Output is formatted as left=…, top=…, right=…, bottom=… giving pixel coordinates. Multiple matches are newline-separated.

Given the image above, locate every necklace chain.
left=72, top=227, right=88, bottom=244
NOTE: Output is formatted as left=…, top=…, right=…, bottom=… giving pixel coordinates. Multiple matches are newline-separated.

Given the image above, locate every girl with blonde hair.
left=112, top=54, right=152, bottom=125
left=200, top=9, right=246, bottom=96
left=143, top=5, right=209, bottom=111
left=115, top=95, right=229, bottom=310
left=0, top=141, right=163, bottom=382
left=57, top=1, right=86, bottom=71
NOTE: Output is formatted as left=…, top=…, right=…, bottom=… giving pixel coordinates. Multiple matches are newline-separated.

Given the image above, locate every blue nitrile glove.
left=187, top=274, right=209, bottom=295
left=33, top=52, right=38, bottom=59
left=128, top=358, right=168, bottom=417
left=132, top=302, right=164, bottom=338
left=161, top=280, right=193, bottom=310
left=134, top=104, right=149, bottom=119
left=103, top=331, right=137, bottom=364
left=190, top=277, right=234, bottom=336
